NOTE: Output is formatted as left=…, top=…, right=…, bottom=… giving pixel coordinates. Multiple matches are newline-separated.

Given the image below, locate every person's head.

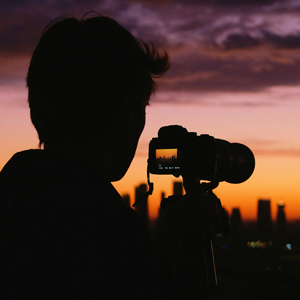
left=27, top=14, right=170, bottom=148
left=27, top=14, right=170, bottom=180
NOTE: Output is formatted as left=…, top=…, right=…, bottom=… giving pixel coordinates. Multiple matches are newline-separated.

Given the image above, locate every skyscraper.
left=134, top=183, right=149, bottom=227
left=231, top=208, right=243, bottom=236
left=173, top=181, right=183, bottom=196
left=156, top=191, right=166, bottom=228
left=276, top=201, right=286, bottom=236
left=257, top=199, right=272, bottom=240
left=121, top=194, right=130, bottom=207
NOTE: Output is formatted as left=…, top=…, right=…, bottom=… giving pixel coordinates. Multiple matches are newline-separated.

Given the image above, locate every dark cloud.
left=0, top=1, right=116, bottom=54
left=221, top=33, right=262, bottom=50
left=202, top=0, right=279, bottom=6
left=0, top=15, right=42, bottom=55
left=217, top=31, right=300, bottom=50
left=0, top=0, right=108, bottom=12
left=160, top=43, right=300, bottom=94
left=129, top=0, right=281, bottom=7
left=264, top=31, right=300, bottom=49
left=214, top=0, right=276, bottom=4
left=2, top=0, right=300, bottom=97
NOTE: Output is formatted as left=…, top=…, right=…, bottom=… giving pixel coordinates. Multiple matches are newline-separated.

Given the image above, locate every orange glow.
left=156, top=149, right=177, bottom=159
left=113, top=100, right=300, bottom=222
left=112, top=141, right=300, bottom=222
left=1, top=90, right=300, bottom=222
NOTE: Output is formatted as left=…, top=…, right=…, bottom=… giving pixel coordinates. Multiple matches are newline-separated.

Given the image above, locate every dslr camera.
left=148, top=125, right=255, bottom=184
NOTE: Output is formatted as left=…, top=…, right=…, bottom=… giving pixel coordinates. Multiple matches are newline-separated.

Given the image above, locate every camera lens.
left=216, top=140, right=255, bottom=184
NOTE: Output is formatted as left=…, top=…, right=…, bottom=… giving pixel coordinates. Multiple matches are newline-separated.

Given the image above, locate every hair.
left=27, top=14, right=170, bottom=148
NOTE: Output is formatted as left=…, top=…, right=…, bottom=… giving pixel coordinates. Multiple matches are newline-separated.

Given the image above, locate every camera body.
left=148, top=125, right=255, bottom=184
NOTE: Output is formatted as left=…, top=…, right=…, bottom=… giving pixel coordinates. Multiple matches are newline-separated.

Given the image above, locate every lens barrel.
left=215, top=139, right=255, bottom=184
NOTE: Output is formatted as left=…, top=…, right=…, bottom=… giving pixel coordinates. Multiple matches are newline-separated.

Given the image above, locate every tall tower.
left=257, top=199, right=272, bottom=241
left=134, top=183, right=149, bottom=227
left=156, top=192, right=166, bottom=229
left=121, top=194, right=130, bottom=207
left=276, top=201, right=286, bottom=236
left=231, top=208, right=243, bottom=236
left=173, top=181, right=183, bottom=196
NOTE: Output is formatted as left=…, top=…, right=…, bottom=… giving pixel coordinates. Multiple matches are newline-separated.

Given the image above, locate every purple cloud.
left=221, top=33, right=262, bottom=49
left=2, top=0, right=300, bottom=99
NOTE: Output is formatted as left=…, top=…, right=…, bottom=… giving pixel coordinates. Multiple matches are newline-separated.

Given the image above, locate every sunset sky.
left=156, top=149, right=177, bottom=159
left=1, top=0, right=300, bottom=221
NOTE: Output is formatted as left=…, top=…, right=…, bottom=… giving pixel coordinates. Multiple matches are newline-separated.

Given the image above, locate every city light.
left=246, top=240, right=269, bottom=249
left=286, top=244, right=292, bottom=250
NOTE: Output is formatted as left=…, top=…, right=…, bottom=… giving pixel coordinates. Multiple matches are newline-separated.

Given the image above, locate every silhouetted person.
left=0, top=14, right=170, bottom=299
left=0, top=13, right=224, bottom=300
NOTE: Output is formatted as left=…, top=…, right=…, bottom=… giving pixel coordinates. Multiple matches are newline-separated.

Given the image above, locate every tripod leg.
left=204, top=238, right=218, bottom=288
left=181, top=175, right=219, bottom=290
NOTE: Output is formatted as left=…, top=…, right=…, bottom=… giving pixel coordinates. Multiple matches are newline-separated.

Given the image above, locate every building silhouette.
left=157, top=192, right=166, bottom=217
left=156, top=191, right=166, bottom=228
left=276, top=201, right=287, bottom=240
left=230, top=208, right=243, bottom=237
left=257, top=199, right=272, bottom=241
left=134, top=183, right=149, bottom=227
left=173, top=181, right=183, bottom=196
left=121, top=194, right=130, bottom=207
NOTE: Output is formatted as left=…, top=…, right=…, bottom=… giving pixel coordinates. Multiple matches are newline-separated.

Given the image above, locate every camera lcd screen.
left=155, top=149, right=180, bottom=171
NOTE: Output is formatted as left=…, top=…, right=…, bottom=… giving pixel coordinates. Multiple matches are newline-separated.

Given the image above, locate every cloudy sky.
left=1, top=0, right=300, bottom=220
left=3, top=0, right=300, bottom=94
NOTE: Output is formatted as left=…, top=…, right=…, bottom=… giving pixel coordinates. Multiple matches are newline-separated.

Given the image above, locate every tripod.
left=160, top=174, right=231, bottom=295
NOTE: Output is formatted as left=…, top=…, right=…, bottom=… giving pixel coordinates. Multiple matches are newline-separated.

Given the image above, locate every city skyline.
left=124, top=180, right=299, bottom=223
